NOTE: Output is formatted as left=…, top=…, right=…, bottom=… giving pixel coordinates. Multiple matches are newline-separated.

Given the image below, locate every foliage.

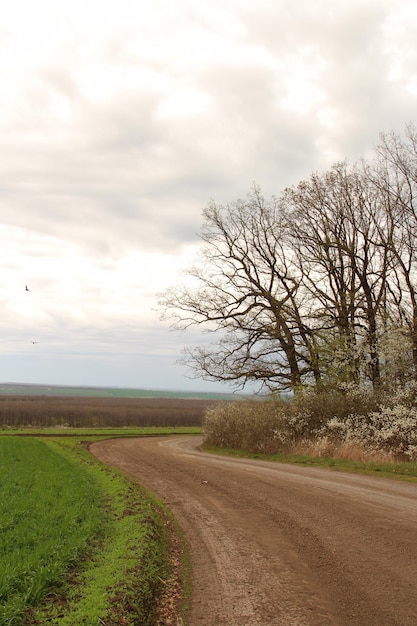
left=323, top=405, right=417, bottom=460
left=203, top=399, right=283, bottom=453
left=203, top=388, right=417, bottom=461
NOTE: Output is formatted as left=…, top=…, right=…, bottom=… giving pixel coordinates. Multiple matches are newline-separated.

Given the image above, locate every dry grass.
left=292, top=438, right=397, bottom=463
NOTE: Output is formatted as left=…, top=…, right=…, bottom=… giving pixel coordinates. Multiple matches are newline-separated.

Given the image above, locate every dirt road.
left=90, top=436, right=417, bottom=626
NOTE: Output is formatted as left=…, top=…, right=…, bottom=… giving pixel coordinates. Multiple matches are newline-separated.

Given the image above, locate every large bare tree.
left=282, top=162, right=394, bottom=389
left=160, top=188, right=314, bottom=392
left=373, top=125, right=417, bottom=380
left=160, top=126, right=417, bottom=393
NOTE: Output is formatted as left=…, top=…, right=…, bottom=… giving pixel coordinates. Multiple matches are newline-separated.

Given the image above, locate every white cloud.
left=1, top=0, right=417, bottom=391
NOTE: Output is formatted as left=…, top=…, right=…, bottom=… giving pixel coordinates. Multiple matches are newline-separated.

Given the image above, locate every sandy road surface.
left=90, top=436, right=417, bottom=626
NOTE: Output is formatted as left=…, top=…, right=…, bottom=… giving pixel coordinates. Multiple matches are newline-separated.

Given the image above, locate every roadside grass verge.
left=0, top=435, right=186, bottom=625
left=201, top=443, right=417, bottom=482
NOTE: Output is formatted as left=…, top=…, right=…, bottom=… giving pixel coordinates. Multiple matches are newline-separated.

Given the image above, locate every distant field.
left=0, top=382, right=240, bottom=400
left=0, top=394, right=224, bottom=428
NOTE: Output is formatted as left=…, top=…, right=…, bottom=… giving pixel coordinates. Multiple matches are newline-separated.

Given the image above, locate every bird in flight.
left=25, top=285, right=30, bottom=292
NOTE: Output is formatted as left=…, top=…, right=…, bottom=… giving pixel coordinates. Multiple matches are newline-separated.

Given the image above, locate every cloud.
left=1, top=0, right=417, bottom=390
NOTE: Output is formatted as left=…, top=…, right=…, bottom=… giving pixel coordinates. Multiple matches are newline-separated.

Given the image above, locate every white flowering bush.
left=323, top=405, right=417, bottom=460
left=203, top=393, right=357, bottom=454
left=379, top=327, right=415, bottom=390
left=381, top=380, right=417, bottom=409
left=272, top=410, right=313, bottom=449
left=202, top=388, right=417, bottom=460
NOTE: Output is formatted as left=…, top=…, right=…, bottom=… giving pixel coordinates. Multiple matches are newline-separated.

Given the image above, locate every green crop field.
left=0, top=438, right=103, bottom=624
left=0, top=434, right=176, bottom=626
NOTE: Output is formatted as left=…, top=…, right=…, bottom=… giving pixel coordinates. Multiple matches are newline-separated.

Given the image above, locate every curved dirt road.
left=90, top=436, right=417, bottom=626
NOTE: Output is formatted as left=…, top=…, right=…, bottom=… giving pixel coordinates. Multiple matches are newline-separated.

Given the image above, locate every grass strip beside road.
left=201, top=444, right=417, bottom=482
left=0, top=435, right=180, bottom=625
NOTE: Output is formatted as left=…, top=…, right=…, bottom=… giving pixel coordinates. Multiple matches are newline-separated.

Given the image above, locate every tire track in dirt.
left=90, top=436, right=417, bottom=626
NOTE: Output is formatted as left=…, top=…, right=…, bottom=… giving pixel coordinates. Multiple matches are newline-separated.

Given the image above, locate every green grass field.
left=0, top=434, right=179, bottom=626
left=0, top=438, right=103, bottom=624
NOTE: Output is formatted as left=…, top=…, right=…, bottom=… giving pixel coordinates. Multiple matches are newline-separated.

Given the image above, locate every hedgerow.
left=203, top=387, right=417, bottom=461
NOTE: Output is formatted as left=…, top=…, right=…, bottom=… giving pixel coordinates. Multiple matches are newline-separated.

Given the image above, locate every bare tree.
left=160, top=126, right=417, bottom=393
left=373, top=125, right=417, bottom=380
left=281, top=164, right=360, bottom=387
left=282, top=162, right=393, bottom=389
left=160, top=188, right=314, bottom=392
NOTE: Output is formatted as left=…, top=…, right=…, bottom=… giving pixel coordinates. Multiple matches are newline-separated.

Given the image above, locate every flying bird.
left=25, top=285, right=30, bottom=292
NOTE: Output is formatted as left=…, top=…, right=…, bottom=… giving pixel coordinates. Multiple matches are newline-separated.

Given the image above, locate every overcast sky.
left=1, top=0, right=417, bottom=393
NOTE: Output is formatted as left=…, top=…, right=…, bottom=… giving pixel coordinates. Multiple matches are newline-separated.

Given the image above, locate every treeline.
left=0, top=395, right=216, bottom=428
left=162, top=124, right=417, bottom=393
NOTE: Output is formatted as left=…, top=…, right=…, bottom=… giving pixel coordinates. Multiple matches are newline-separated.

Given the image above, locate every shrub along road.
left=90, top=436, right=417, bottom=626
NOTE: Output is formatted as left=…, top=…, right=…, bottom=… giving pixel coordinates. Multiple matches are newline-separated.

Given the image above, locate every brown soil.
left=90, top=436, right=417, bottom=626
